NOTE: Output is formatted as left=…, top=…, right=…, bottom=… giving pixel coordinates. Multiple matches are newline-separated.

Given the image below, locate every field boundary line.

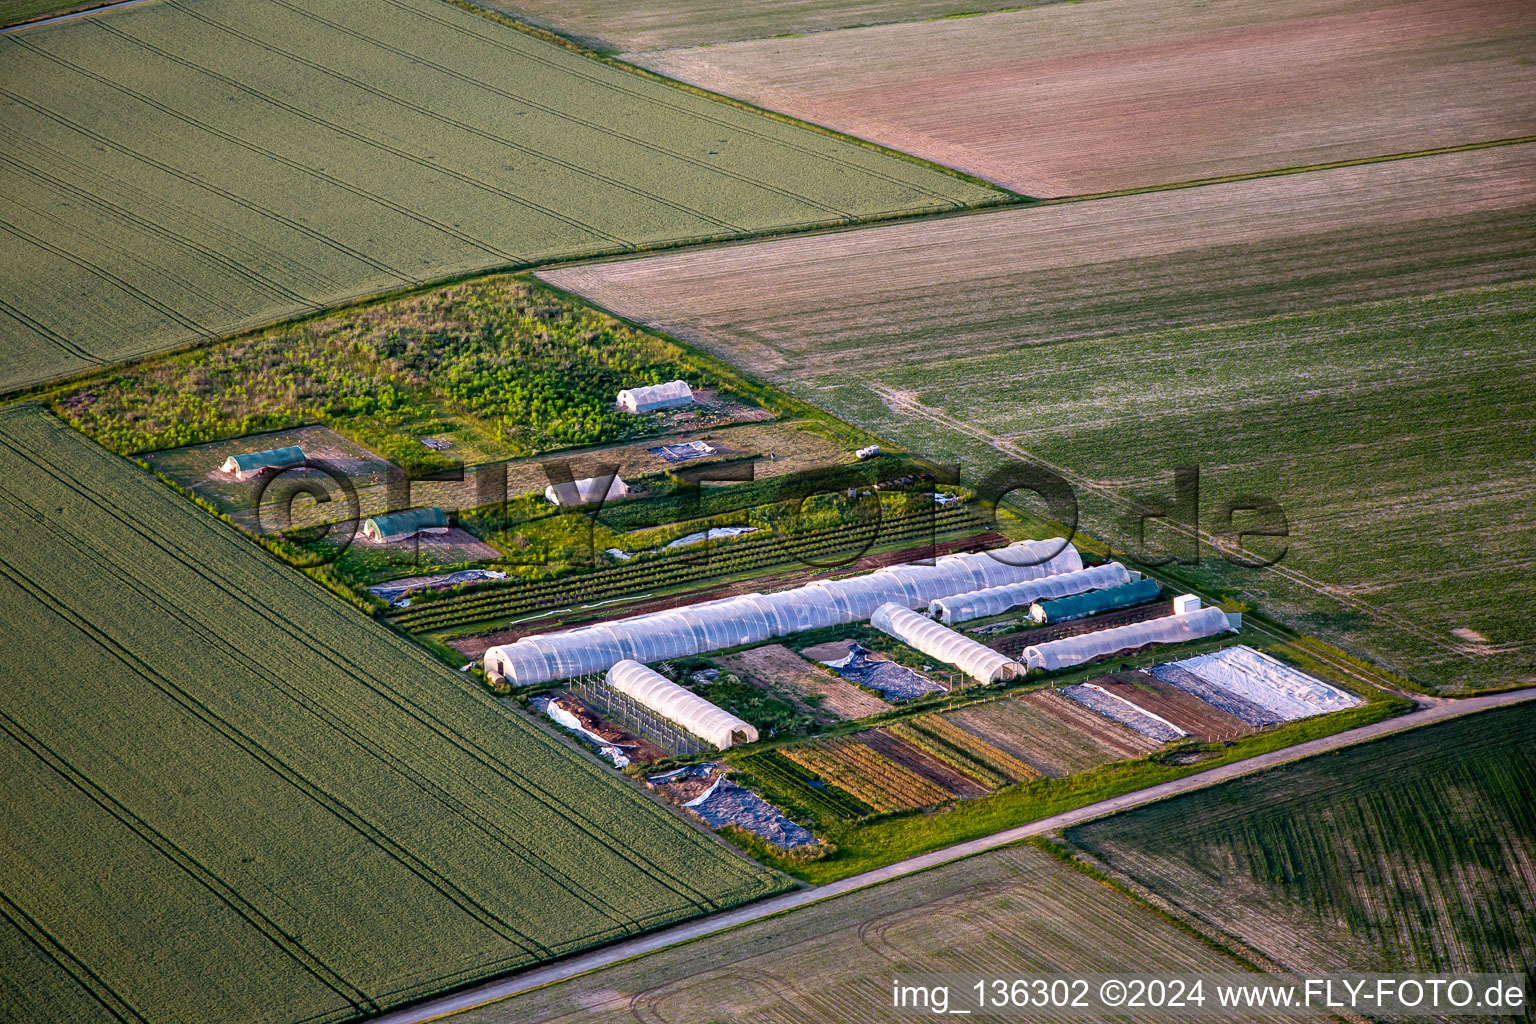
left=371, top=689, right=1536, bottom=1024
left=1047, top=136, right=1536, bottom=205
left=432, top=0, right=1018, bottom=203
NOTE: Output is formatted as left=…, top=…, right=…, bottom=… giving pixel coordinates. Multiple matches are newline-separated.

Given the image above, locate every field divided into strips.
left=0, top=405, right=786, bottom=1024
left=452, top=843, right=1316, bottom=1024
left=542, top=147, right=1536, bottom=691
left=0, top=0, right=999, bottom=395
left=1068, top=702, right=1536, bottom=975
left=629, top=0, right=1536, bottom=196
left=471, top=0, right=1032, bottom=51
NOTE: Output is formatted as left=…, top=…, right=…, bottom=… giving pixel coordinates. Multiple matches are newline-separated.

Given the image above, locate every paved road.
left=375, top=687, right=1536, bottom=1023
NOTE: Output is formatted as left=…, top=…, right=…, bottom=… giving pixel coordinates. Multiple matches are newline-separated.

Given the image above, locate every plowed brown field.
left=1090, top=672, right=1254, bottom=742
left=630, top=0, right=1536, bottom=196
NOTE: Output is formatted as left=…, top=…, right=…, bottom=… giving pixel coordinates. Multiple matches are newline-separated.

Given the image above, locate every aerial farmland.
left=0, top=0, right=999, bottom=394
left=625, top=0, right=1536, bottom=196
left=1, top=0, right=1533, bottom=1022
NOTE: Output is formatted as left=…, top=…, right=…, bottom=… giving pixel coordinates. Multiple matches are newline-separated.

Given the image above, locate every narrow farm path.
left=375, top=686, right=1536, bottom=1024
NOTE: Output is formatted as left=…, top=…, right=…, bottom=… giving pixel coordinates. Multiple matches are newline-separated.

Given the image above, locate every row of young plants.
left=390, top=503, right=985, bottom=632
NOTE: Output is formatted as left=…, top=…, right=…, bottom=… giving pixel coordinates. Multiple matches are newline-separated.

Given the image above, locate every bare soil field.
left=629, top=0, right=1536, bottom=196
left=542, top=147, right=1536, bottom=692
left=467, top=0, right=1034, bottom=52
left=945, top=689, right=1159, bottom=778
left=454, top=843, right=1313, bottom=1024
left=716, top=643, right=891, bottom=721
left=1090, top=671, right=1254, bottom=742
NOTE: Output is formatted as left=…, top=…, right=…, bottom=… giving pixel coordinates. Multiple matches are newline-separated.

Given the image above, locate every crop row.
left=886, top=720, right=1002, bottom=790
left=391, top=504, right=983, bottom=631
left=732, top=750, right=871, bottom=823
left=783, top=739, right=951, bottom=813
left=906, top=715, right=1040, bottom=784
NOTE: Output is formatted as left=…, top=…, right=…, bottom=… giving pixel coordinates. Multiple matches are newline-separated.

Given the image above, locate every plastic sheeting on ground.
left=1150, top=665, right=1285, bottom=727
left=607, top=660, right=758, bottom=749
left=685, top=778, right=817, bottom=849
left=540, top=699, right=630, bottom=768
left=930, top=562, right=1132, bottom=623
left=1153, top=645, right=1359, bottom=721
left=821, top=643, right=945, bottom=701
left=1062, top=683, right=1186, bottom=742
left=1022, top=606, right=1237, bottom=672
left=870, top=603, right=1022, bottom=683
left=486, top=538, right=1081, bottom=686
left=368, top=568, right=508, bottom=605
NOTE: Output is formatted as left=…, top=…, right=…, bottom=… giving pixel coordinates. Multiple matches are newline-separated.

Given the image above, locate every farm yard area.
left=0, top=404, right=786, bottom=1024
left=1068, top=700, right=1536, bottom=976
left=448, top=842, right=1318, bottom=1024
left=624, top=0, right=1536, bottom=197
left=543, top=145, right=1536, bottom=692
left=0, top=0, right=1000, bottom=394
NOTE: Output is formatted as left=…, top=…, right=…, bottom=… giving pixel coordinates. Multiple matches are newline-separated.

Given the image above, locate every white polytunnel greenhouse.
left=1022, top=606, right=1238, bottom=672
left=484, top=538, right=1082, bottom=686
left=870, top=603, right=1022, bottom=683
left=929, top=562, right=1134, bottom=624
left=606, top=660, right=758, bottom=749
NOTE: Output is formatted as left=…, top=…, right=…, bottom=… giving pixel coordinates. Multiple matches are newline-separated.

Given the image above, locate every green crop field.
left=1067, top=702, right=1536, bottom=975
left=448, top=843, right=1314, bottom=1024
left=0, top=0, right=999, bottom=396
left=0, top=404, right=786, bottom=1024
left=543, top=146, right=1536, bottom=692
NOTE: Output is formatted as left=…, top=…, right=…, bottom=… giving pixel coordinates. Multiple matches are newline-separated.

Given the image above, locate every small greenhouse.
left=870, top=603, right=1021, bottom=683
left=1030, top=577, right=1162, bottom=623
left=545, top=475, right=630, bottom=507
left=220, top=445, right=305, bottom=481
left=361, top=507, right=448, bottom=543
left=606, top=660, right=757, bottom=749
left=1021, top=606, right=1237, bottom=672
left=930, top=562, right=1133, bottom=623
left=485, top=538, right=1082, bottom=686
left=617, top=380, right=693, bottom=413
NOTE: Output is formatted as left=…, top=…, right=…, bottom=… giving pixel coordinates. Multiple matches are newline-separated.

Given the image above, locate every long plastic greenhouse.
left=606, top=661, right=757, bottom=749
left=485, top=538, right=1082, bottom=686
left=870, top=603, right=1022, bottom=683
left=1022, top=606, right=1237, bottom=672
left=929, top=562, right=1133, bottom=623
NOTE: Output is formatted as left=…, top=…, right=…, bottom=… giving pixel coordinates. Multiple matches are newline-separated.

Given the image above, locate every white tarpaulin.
left=1022, top=606, right=1236, bottom=672
left=486, top=538, right=1081, bottom=686
left=1158, top=645, right=1359, bottom=720
left=870, top=603, right=1021, bottom=683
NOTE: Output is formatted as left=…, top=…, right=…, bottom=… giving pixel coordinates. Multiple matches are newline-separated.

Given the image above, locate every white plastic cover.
left=1022, top=606, right=1236, bottom=672
left=606, top=660, right=758, bottom=749
left=1159, top=645, right=1359, bottom=720
left=618, top=380, right=693, bottom=412
left=485, top=538, right=1081, bottom=686
left=545, top=476, right=630, bottom=507
left=870, top=603, right=1021, bottom=683
left=930, top=562, right=1133, bottom=623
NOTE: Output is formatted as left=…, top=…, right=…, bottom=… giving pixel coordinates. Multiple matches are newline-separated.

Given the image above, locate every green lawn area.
left=0, top=403, right=787, bottom=1024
